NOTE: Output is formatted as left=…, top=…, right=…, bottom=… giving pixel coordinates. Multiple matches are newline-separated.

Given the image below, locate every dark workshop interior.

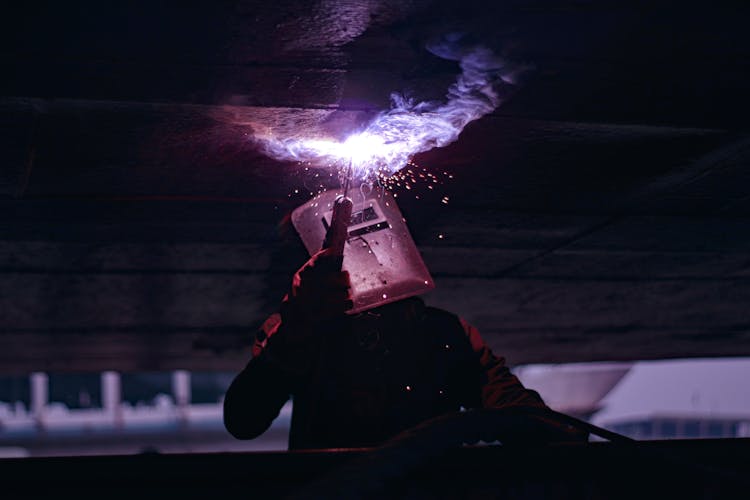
left=1, top=1, right=749, bottom=498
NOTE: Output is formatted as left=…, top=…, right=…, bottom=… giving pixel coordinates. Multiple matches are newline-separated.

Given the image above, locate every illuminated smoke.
left=254, top=37, right=524, bottom=181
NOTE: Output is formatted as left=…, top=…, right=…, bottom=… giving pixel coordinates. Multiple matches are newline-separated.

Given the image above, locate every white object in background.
left=30, top=372, right=48, bottom=430
left=102, top=371, right=123, bottom=429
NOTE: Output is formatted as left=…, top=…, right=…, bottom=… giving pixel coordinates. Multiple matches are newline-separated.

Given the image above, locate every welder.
left=223, top=189, right=585, bottom=449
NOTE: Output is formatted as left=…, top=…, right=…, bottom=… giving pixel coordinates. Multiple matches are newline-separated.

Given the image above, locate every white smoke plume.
left=254, top=35, right=526, bottom=181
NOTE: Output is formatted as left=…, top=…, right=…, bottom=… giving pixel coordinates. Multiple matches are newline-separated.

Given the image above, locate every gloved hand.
left=283, top=247, right=353, bottom=324
left=257, top=249, right=352, bottom=374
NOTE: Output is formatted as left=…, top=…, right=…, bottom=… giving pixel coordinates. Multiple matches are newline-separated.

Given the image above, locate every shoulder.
left=422, top=304, right=462, bottom=330
left=421, top=305, right=488, bottom=352
left=420, top=303, right=468, bottom=331
left=421, top=304, right=477, bottom=345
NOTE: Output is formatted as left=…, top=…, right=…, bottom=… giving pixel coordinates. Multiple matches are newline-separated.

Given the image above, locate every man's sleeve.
left=223, top=313, right=298, bottom=440
left=459, top=317, right=547, bottom=409
left=459, top=317, right=589, bottom=443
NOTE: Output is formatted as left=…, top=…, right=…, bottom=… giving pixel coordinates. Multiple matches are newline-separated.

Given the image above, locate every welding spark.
left=255, top=38, right=525, bottom=185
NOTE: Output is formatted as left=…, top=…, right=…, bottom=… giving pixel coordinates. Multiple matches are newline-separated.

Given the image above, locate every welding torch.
left=320, top=162, right=354, bottom=270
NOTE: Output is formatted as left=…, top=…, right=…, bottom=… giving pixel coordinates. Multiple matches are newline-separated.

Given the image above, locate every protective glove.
left=282, top=247, right=353, bottom=325
left=255, top=249, right=352, bottom=375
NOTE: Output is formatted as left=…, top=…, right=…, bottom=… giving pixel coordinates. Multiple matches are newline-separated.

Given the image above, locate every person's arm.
left=459, top=317, right=588, bottom=443
left=459, top=317, right=547, bottom=409
left=223, top=314, right=296, bottom=440
left=223, top=248, right=352, bottom=440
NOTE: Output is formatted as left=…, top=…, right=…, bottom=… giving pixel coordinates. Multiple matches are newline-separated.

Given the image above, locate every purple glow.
left=254, top=43, right=523, bottom=181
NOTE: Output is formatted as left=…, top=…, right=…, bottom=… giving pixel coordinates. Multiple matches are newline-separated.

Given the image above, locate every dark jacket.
left=224, top=297, right=551, bottom=450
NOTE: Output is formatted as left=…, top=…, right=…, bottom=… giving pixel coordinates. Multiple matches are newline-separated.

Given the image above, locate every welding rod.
left=342, top=160, right=353, bottom=199
left=321, top=160, right=354, bottom=272
left=321, top=161, right=354, bottom=268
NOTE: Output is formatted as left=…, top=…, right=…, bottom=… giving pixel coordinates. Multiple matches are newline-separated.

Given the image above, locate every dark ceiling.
left=2, top=1, right=750, bottom=372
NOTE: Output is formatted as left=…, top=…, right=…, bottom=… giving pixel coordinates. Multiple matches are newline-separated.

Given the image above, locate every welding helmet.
left=291, top=186, right=435, bottom=314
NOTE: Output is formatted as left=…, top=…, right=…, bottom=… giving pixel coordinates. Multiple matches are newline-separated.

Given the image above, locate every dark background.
left=2, top=0, right=749, bottom=373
